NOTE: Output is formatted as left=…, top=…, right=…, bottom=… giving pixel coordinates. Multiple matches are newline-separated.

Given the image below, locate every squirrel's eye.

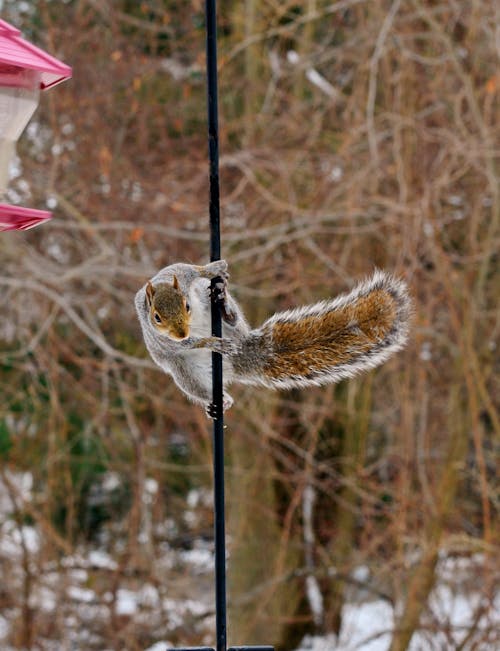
left=185, top=302, right=191, bottom=314
left=154, top=312, right=162, bottom=324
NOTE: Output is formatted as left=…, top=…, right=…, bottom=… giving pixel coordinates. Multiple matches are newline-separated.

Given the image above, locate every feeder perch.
left=0, top=18, right=71, bottom=231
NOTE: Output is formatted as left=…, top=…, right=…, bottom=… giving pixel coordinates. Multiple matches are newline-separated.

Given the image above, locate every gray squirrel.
left=135, top=260, right=411, bottom=415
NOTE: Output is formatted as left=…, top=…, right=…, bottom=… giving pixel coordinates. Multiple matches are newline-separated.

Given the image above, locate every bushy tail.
left=236, top=270, right=411, bottom=390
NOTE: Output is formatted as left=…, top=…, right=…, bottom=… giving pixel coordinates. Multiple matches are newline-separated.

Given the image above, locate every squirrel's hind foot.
left=205, top=393, right=234, bottom=419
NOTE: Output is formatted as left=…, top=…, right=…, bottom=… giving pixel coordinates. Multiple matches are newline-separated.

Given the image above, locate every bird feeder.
left=0, top=18, right=71, bottom=231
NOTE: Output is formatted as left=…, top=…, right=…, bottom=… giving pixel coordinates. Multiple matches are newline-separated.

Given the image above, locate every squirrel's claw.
left=210, top=276, right=238, bottom=326
left=206, top=402, right=221, bottom=419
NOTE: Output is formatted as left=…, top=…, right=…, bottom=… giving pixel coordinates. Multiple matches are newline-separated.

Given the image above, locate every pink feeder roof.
left=0, top=203, right=51, bottom=231
left=0, top=18, right=71, bottom=89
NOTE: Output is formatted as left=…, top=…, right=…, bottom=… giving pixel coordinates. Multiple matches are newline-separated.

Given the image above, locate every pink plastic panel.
left=0, top=19, right=20, bottom=35
left=0, top=18, right=71, bottom=89
left=0, top=203, right=51, bottom=231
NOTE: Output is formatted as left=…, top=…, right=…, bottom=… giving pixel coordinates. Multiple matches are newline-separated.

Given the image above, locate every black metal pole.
left=205, top=4, right=226, bottom=651
left=168, top=7, right=275, bottom=651
left=206, top=0, right=221, bottom=264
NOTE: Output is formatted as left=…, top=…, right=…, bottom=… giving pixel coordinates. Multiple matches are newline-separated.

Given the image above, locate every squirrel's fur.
left=135, top=260, right=411, bottom=414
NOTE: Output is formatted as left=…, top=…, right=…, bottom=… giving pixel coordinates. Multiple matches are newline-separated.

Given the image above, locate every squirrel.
left=135, top=260, right=411, bottom=416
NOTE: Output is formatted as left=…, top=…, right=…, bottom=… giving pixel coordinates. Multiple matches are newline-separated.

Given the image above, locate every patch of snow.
left=67, top=586, right=96, bottom=603
left=179, top=545, right=213, bottom=573
left=51, top=142, right=63, bottom=156
left=183, top=598, right=210, bottom=617
left=351, top=565, right=370, bottom=583
left=183, top=510, right=198, bottom=527
left=303, top=484, right=316, bottom=544
left=46, top=241, right=70, bottom=264
left=0, top=471, right=33, bottom=516
left=0, top=614, right=10, bottom=639
left=437, top=552, right=483, bottom=580
left=61, top=122, right=74, bottom=136
left=16, top=178, right=30, bottom=195
left=88, top=549, right=118, bottom=570
left=330, top=165, right=343, bottom=182
left=46, top=195, right=58, bottom=210
left=187, top=488, right=200, bottom=508
left=0, top=522, right=39, bottom=556
left=163, top=597, right=210, bottom=630
left=25, top=120, right=39, bottom=140
left=137, top=584, right=160, bottom=608
left=30, top=585, right=57, bottom=612
left=420, top=342, right=432, bottom=361
left=17, top=1, right=32, bottom=14
left=296, top=633, right=338, bottom=651
left=101, top=471, right=121, bottom=492
left=145, top=478, right=159, bottom=495
left=339, top=599, right=393, bottom=651
left=116, top=588, right=138, bottom=616
left=131, top=181, right=143, bottom=202
left=294, top=554, right=500, bottom=651
left=100, top=181, right=111, bottom=195
left=306, top=575, right=324, bottom=627
left=97, top=305, right=110, bottom=320
left=68, top=568, right=88, bottom=583
left=8, top=154, right=22, bottom=180
left=145, top=643, right=173, bottom=651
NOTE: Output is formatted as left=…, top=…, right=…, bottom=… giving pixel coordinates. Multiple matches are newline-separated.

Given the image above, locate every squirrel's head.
left=146, top=276, right=191, bottom=340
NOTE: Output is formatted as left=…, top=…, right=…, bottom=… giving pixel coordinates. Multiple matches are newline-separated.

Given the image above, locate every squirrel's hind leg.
left=170, top=365, right=233, bottom=416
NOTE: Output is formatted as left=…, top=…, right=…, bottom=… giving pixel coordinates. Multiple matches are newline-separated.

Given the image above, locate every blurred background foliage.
left=0, top=0, right=498, bottom=649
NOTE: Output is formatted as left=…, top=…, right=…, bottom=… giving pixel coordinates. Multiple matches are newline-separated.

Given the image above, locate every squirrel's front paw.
left=210, top=337, right=238, bottom=355
left=204, top=259, right=228, bottom=280
left=191, top=336, right=237, bottom=355
left=210, top=276, right=238, bottom=326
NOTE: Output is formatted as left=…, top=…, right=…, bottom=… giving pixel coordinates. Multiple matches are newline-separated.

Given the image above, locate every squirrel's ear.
left=146, top=281, right=155, bottom=307
left=172, top=275, right=180, bottom=290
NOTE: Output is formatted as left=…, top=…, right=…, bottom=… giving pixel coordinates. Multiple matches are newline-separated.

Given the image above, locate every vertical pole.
left=206, top=0, right=221, bottom=265
left=169, top=7, right=275, bottom=651
left=205, top=4, right=226, bottom=651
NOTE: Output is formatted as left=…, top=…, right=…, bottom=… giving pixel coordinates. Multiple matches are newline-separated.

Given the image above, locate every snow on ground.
left=0, top=471, right=498, bottom=649
left=145, top=643, right=173, bottom=651
left=295, top=554, right=500, bottom=651
left=339, top=599, right=393, bottom=651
